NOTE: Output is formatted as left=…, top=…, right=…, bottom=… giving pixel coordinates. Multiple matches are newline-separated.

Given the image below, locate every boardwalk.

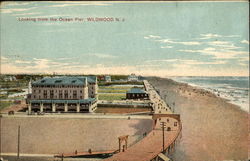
left=144, top=80, right=172, bottom=114
left=104, top=115, right=182, bottom=161
left=54, top=150, right=117, bottom=157
left=104, top=81, right=182, bottom=161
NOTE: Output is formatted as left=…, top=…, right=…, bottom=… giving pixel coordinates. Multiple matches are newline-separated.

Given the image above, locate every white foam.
left=172, top=77, right=249, bottom=112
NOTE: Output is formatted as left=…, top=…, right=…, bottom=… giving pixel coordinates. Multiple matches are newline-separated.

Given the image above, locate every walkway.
left=104, top=81, right=182, bottom=161
left=143, top=80, right=172, bottom=114
left=104, top=115, right=182, bottom=161
left=54, top=150, right=117, bottom=158
left=1, top=112, right=152, bottom=119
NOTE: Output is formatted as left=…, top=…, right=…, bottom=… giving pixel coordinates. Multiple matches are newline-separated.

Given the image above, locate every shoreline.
left=169, top=76, right=249, bottom=113
left=173, top=79, right=248, bottom=114
left=147, top=77, right=248, bottom=161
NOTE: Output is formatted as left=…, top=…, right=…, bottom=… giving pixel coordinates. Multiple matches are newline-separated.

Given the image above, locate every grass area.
left=98, top=81, right=143, bottom=86
left=98, top=85, right=143, bottom=94
left=0, top=94, right=8, bottom=99
left=0, top=101, right=14, bottom=111
left=0, top=81, right=27, bottom=89
left=99, top=86, right=142, bottom=89
left=98, top=93, right=126, bottom=101
left=9, top=96, right=25, bottom=99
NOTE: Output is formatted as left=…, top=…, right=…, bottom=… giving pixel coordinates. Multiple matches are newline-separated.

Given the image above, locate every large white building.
left=27, top=76, right=98, bottom=113
left=128, top=74, right=138, bottom=82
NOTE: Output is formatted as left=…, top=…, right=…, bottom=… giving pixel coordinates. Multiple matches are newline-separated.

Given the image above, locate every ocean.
left=170, top=76, right=249, bottom=112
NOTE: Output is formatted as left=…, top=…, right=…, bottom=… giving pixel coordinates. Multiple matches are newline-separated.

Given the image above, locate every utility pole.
left=160, top=122, right=166, bottom=152
left=0, top=115, right=2, bottom=159
left=17, top=125, right=20, bottom=159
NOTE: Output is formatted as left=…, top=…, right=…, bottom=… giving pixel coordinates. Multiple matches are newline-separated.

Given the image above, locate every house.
left=105, top=76, right=111, bottom=82
left=4, top=76, right=16, bottom=81
left=27, top=76, right=98, bottom=113
left=126, top=88, right=149, bottom=100
left=128, top=74, right=138, bottom=82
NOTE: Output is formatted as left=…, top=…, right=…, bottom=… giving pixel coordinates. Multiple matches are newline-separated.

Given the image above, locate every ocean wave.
left=172, top=77, right=249, bottom=112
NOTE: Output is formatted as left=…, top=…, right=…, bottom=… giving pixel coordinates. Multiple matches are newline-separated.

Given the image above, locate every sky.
left=0, top=1, right=249, bottom=76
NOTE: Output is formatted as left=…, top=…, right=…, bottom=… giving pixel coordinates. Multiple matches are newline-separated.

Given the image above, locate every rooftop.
left=127, top=88, right=147, bottom=94
left=32, top=76, right=96, bottom=86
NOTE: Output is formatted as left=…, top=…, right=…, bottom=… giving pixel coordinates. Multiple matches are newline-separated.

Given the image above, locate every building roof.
left=30, top=98, right=96, bottom=104
left=32, top=76, right=96, bottom=86
left=86, top=76, right=97, bottom=83
left=127, top=88, right=147, bottom=94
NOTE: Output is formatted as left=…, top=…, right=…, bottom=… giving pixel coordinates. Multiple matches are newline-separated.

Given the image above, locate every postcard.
left=0, top=1, right=249, bottom=161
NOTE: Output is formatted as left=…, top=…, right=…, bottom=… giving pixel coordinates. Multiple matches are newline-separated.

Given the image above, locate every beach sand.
left=148, top=77, right=248, bottom=161
left=1, top=117, right=153, bottom=155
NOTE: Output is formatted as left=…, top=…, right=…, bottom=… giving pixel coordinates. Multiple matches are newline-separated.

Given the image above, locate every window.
left=50, top=90, right=54, bottom=99
left=73, top=90, right=77, bottom=99
left=59, top=90, right=63, bottom=99
left=174, top=122, right=177, bottom=127
left=80, top=90, right=82, bottom=93
left=44, top=90, right=47, bottom=99
left=64, top=90, right=68, bottom=99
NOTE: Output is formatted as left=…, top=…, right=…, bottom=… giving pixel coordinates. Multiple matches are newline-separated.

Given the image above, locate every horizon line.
left=1, top=73, right=249, bottom=77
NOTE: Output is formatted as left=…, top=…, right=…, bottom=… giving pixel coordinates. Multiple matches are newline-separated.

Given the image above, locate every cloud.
left=160, top=39, right=201, bottom=45
left=57, top=57, right=75, bottom=60
left=179, top=41, right=201, bottom=45
left=160, top=46, right=173, bottom=49
left=145, top=59, right=179, bottom=63
left=207, top=41, right=242, bottom=50
left=88, top=53, right=117, bottom=58
left=48, top=2, right=111, bottom=8
left=145, top=58, right=226, bottom=65
left=179, top=48, right=248, bottom=59
left=156, top=39, right=174, bottom=43
left=144, top=35, right=161, bottom=39
left=1, top=7, right=37, bottom=14
left=12, top=12, right=42, bottom=16
left=1, top=56, right=8, bottom=61
left=198, top=33, right=240, bottom=40
left=1, top=56, right=248, bottom=76
left=182, top=59, right=226, bottom=65
left=241, top=40, right=249, bottom=44
left=1, top=56, right=89, bottom=74
left=14, top=60, right=31, bottom=64
left=2, top=2, right=33, bottom=6
left=147, top=37, right=201, bottom=46
left=148, top=35, right=161, bottom=39
left=199, top=33, right=222, bottom=39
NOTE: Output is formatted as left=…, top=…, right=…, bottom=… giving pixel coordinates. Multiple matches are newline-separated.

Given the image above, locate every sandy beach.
left=148, top=77, right=248, bottom=161
left=1, top=116, right=153, bottom=155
